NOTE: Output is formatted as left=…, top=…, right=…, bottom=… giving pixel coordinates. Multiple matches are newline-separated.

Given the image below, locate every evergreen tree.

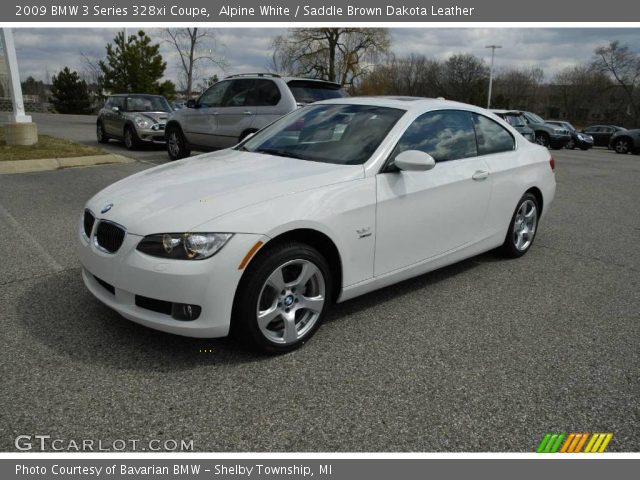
left=50, top=67, right=92, bottom=114
left=99, top=30, right=167, bottom=94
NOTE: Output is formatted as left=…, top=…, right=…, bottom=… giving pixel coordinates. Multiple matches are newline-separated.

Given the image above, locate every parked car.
left=546, top=120, right=594, bottom=150
left=608, top=128, right=640, bottom=154
left=582, top=125, right=627, bottom=148
left=520, top=111, right=571, bottom=149
left=97, top=94, right=173, bottom=150
left=491, top=110, right=535, bottom=142
left=165, top=73, right=348, bottom=160
left=79, top=97, right=556, bottom=353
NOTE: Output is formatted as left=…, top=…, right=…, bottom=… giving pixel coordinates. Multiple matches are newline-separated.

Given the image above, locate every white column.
left=1, top=28, right=32, bottom=123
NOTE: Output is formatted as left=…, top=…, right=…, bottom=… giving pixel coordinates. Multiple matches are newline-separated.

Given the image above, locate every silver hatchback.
left=97, top=94, right=173, bottom=150
left=164, top=73, right=347, bottom=160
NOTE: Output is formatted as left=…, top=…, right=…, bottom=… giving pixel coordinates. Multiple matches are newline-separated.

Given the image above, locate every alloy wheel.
left=513, top=199, right=538, bottom=252
left=256, top=259, right=326, bottom=345
left=168, top=131, right=182, bottom=158
left=124, top=129, right=133, bottom=149
left=615, top=139, right=629, bottom=154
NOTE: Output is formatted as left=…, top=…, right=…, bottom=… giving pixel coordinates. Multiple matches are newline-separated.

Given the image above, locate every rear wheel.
left=502, top=193, right=539, bottom=258
left=614, top=137, right=631, bottom=154
left=232, top=242, right=332, bottom=354
left=166, top=125, right=190, bottom=160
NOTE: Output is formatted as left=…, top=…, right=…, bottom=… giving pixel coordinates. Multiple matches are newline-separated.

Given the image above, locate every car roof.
left=491, top=109, right=523, bottom=115
left=318, top=96, right=487, bottom=113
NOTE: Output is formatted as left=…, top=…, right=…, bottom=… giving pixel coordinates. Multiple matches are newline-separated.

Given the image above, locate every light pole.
left=486, top=44, right=502, bottom=109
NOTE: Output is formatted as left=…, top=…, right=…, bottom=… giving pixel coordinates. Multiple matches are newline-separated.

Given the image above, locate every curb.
left=0, top=154, right=135, bottom=175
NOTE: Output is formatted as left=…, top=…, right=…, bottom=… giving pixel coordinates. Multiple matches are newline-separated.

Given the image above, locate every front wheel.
left=502, top=193, right=539, bottom=258
left=535, top=132, right=550, bottom=148
left=96, top=122, right=109, bottom=143
left=566, top=139, right=575, bottom=150
left=232, top=243, right=332, bottom=353
left=166, top=126, right=190, bottom=161
left=123, top=125, right=141, bottom=150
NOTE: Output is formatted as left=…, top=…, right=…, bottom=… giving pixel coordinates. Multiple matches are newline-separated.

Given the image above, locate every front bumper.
left=137, top=126, right=166, bottom=144
left=549, top=134, right=571, bottom=148
left=78, top=224, right=266, bottom=338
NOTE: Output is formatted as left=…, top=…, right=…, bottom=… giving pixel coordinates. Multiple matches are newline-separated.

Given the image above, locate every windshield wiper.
left=254, top=148, right=306, bottom=159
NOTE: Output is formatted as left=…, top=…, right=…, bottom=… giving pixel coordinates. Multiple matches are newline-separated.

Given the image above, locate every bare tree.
left=437, top=54, right=489, bottom=105
left=592, top=41, right=640, bottom=124
left=163, top=28, right=226, bottom=97
left=271, top=28, right=390, bottom=86
left=492, top=67, right=544, bottom=110
left=551, top=66, right=612, bottom=125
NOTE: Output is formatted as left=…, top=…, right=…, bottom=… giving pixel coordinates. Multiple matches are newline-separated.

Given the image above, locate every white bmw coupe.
left=79, top=97, right=556, bottom=352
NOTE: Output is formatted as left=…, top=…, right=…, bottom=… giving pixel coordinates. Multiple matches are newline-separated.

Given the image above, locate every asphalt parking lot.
left=0, top=146, right=638, bottom=452
left=27, top=112, right=191, bottom=164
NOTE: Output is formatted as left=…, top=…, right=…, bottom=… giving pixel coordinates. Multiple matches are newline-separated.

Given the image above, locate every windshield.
left=125, top=96, right=172, bottom=113
left=525, top=112, right=545, bottom=124
left=239, top=104, right=405, bottom=165
left=503, top=114, right=526, bottom=127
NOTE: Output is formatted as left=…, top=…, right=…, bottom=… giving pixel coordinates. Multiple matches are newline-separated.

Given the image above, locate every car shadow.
left=15, top=250, right=501, bottom=371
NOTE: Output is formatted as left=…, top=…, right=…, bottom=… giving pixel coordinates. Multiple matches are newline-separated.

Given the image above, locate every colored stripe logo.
left=537, top=433, right=613, bottom=453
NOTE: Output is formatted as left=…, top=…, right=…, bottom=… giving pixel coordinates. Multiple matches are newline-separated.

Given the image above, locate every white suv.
left=165, top=73, right=347, bottom=160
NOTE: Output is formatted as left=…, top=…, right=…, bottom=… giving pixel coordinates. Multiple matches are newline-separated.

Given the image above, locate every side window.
left=473, top=114, right=515, bottom=155
left=110, top=96, right=125, bottom=110
left=246, top=79, right=281, bottom=106
left=221, top=79, right=254, bottom=107
left=199, top=81, right=231, bottom=108
left=392, top=110, right=477, bottom=163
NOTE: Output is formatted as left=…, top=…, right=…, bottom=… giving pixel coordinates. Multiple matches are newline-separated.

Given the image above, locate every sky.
left=8, top=28, right=640, bottom=85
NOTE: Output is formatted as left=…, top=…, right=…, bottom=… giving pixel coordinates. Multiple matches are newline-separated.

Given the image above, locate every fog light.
left=171, top=303, right=202, bottom=321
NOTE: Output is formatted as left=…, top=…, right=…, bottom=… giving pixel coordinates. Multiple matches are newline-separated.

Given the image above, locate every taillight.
left=549, top=157, right=555, bottom=171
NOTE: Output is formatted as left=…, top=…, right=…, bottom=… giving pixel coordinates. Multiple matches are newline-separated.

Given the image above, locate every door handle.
left=472, top=170, right=490, bottom=181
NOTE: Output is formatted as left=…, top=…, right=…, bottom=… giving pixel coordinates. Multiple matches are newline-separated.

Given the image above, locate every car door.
left=212, top=79, right=258, bottom=148
left=374, top=109, right=492, bottom=276
left=104, top=96, right=125, bottom=136
left=181, top=80, right=231, bottom=148
left=586, top=126, right=605, bottom=146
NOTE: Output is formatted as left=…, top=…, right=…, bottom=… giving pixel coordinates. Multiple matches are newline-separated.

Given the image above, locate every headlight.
left=134, top=117, right=152, bottom=129
left=137, top=233, right=234, bottom=260
left=577, top=134, right=585, bottom=140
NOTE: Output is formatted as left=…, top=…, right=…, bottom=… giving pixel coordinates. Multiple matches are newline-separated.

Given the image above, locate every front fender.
left=196, top=177, right=377, bottom=288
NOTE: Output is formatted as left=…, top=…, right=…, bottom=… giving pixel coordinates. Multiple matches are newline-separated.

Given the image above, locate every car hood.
left=125, top=111, right=170, bottom=124
left=87, top=149, right=364, bottom=235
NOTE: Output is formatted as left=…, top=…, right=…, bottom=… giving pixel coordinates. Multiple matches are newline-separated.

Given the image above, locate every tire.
left=580, top=146, right=590, bottom=151
left=123, top=125, right=141, bottom=150
left=96, top=122, right=109, bottom=143
left=501, top=193, right=540, bottom=258
left=614, top=137, right=631, bottom=155
left=232, top=242, right=333, bottom=354
left=566, top=139, right=575, bottom=150
left=166, top=125, right=190, bottom=161
left=535, top=132, right=550, bottom=148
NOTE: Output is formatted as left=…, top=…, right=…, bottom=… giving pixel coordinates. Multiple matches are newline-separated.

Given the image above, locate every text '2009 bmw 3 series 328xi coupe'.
left=79, top=97, right=556, bottom=353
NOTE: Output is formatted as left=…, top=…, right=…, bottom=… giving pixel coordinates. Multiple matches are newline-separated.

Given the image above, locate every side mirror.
left=186, top=99, right=197, bottom=108
left=394, top=150, right=436, bottom=172
left=111, top=106, right=120, bottom=113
